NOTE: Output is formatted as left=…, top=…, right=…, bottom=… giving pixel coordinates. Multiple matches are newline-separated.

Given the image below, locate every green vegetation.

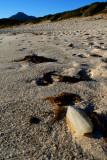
left=50, top=2, right=107, bottom=21
left=83, top=2, right=107, bottom=16
left=0, top=2, right=107, bottom=29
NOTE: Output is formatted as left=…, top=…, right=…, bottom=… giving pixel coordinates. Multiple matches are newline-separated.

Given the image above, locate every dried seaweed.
left=87, top=110, right=107, bottom=140
left=91, top=54, right=102, bottom=57
left=14, top=55, right=56, bottom=64
left=10, top=33, right=17, bottom=36
left=37, top=69, right=91, bottom=86
left=36, top=71, right=56, bottom=86
left=54, top=106, right=66, bottom=122
left=32, top=32, right=43, bottom=36
left=58, top=75, right=80, bottom=83
left=42, top=71, right=56, bottom=85
left=44, top=92, right=81, bottom=123
left=59, top=69, right=91, bottom=82
left=44, top=92, right=82, bottom=106
left=104, top=138, right=107, bottom=143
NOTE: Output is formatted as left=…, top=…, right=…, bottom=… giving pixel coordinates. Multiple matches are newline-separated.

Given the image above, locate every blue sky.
left=0, top=0, right=106, bottom=19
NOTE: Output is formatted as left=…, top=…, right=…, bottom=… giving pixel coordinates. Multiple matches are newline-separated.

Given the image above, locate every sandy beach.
left=0, top=17, right=107, bottom=159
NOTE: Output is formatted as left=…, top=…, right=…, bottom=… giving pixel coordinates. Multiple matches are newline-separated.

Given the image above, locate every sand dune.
left=0, top=17, right=107, bottom=159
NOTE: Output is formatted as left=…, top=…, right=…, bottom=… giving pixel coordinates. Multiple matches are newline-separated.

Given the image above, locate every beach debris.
left=32, top=32, right=43, bottom=36
left=72, top=53, right=77, bottom=56
left=37, top=71, right=57, bottom=86
left=66, top=105, right=93, bottom=136
left=14, top=55, right=56, bottom=64
left=44, top=92, right=82, bottom=106
left=78, top=54, right=87, bottom=58
left=29, top=116, right=41, bottom=125
left=58, top=75, right=80, bottom=83
left=104, top=138, right=107, bottom=143
left=59, top=69, right=91, bottom=82
left=37, top=69, right=91, bottom=86
left=103, top=58, right=107, bottom=63
left=44, top=92, right=81, bottom=123
left=9, top=32, right=17, bottom=36
left=37, top=72, right=81, bottom=86
left=87, top=110, right=107, bottom=140
left=18, top=48, right=27, bottom=51
left=90, top=54, right=102, bottom=57
left=68, top=43, right=74, bottom=48
left=54, top=106, right=66, bottom=122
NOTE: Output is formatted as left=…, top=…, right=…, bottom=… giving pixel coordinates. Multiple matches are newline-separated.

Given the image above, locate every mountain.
left=9, top=12, right=36, bottom=20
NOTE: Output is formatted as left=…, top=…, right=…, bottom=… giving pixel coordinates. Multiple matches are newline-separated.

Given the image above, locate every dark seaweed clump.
left=44, top=92, right=82, bottom=106
left=37, top=69, right=91, bottom=86
left=59, top=69, right=91, bottom=83
left=54, top=106, right=66, bottom=121
left=86, top=110, right=107, bottom=140
left=44, top=92, right=82, bottom=122
left=91, top=54, right=102, bottom=57
left=58, top=75, right=80, bottom=83
left=14, top=55, right=56, bottom=64
left=37, top=71, right=56, bottom=86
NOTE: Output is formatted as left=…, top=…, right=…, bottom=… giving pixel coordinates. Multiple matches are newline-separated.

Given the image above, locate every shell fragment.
left=66, top=105, right=93, bottom=136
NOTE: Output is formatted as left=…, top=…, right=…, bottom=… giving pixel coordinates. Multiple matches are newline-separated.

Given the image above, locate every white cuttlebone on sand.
left=66, top=105, right=93, bottom=136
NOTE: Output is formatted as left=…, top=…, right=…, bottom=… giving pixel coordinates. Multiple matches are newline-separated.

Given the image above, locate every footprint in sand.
left=90, top=66, right=107, bottom=78
left=91, top=45, right=107, bottom=53
left=5, top=66, right=17, bottom=70
left=62, top=68, right=77, bottom=77
left=91, top=47, right=102, bottom=53
left=19, top=63, right=30, bottom=71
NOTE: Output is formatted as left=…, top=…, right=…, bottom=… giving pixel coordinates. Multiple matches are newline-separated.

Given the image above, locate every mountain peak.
left=9, top=12, right=36, bottom=20
left=17, top=12, right=26, bottom=15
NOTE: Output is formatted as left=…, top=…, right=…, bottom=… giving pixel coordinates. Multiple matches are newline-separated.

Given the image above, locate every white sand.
left=0, top=17, right=107, bottom=159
